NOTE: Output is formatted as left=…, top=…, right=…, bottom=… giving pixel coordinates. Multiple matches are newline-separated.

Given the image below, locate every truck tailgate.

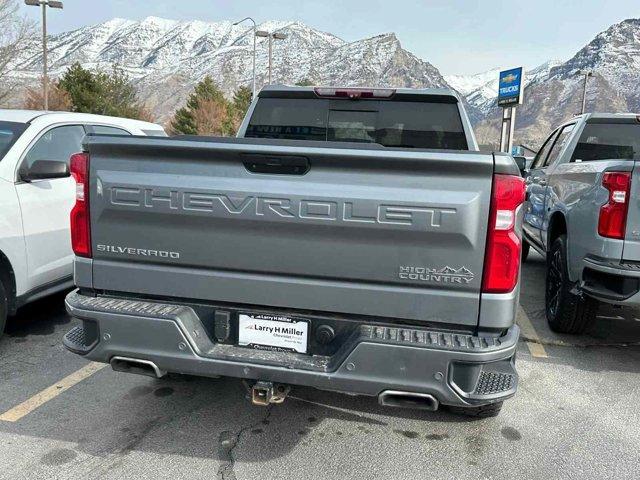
left=86, top=136, right=493, bottom=326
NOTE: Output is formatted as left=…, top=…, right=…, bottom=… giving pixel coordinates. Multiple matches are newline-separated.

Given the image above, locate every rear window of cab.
left=246, top=97, right=468, bottom=150
left=572, top=123, right=640, bottom=161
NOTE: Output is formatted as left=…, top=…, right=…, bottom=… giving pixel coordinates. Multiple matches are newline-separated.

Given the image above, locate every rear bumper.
left=63, top=290, right=519, bottom=408
left=582, top=258, right=640, bottom=305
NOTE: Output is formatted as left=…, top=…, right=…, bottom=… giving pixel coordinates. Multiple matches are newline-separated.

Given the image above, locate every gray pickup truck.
left=63, top=86, right=524, bottom=417
left=522, top=113, right=640, bottom=333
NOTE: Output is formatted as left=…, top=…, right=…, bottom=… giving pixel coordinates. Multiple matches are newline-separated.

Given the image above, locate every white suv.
left=0, top=110, right=165, bottom=334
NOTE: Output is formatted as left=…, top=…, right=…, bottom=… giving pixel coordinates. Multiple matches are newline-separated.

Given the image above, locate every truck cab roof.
left=561, top=112, right=640, bottom=127
left=582, top=112, right=640, bottom=120
left=258, top=85, right=464, bottom=102
left=0, top=109, right=162, bottom=131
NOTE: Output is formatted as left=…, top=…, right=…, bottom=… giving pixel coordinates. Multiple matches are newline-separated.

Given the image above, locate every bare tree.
left=193, top=98, right=231, bottom=136
left=0, top=0, right=35, bottom=104
left=135, top=105, right=156, bottom=123
left=23, top=78, right=71, bottom=111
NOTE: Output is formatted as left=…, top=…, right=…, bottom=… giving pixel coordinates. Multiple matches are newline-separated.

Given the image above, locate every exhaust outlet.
left=110, top=356, right=166, bottom=378
left=378, top=390, right=439, bottom=411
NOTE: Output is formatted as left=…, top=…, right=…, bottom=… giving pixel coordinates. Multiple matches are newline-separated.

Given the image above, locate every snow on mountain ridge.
left=446, top=60, right=564, bottom=114
left=445, top=68, right=500, bottom=96
left=473, top=18, right=640, bottom=149
left=8, top=17, right=457, bottom=121
left=462, top=17, right=640, bottom=119
left=549, top=18, right=640, bottom=109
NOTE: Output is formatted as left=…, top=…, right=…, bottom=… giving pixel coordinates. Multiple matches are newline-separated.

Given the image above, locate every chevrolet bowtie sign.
left=498, top=67, right=524, bottom=106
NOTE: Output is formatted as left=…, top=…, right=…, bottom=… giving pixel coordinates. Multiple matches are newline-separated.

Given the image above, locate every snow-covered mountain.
left=445, top=68, right=500, bottom=104
left=446, top=69, right=499, bottom=97
left=445, top=60, right=563, bottom=114
left=9, top=15, right=638, bottom=142
left=472, top=18, right=640, bottom=148
left=550, top=18, right=640, bottom=111
left=9, top=16, right=458, bottom=121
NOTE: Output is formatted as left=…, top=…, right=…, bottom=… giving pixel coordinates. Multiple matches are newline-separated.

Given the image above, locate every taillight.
left=598, top=171, right=631, bottom=239
left=70, top=152, right=91, bottom=257
left=314, top=87, right=395, bottom=99
left=482, top=174, right=526, bottom=293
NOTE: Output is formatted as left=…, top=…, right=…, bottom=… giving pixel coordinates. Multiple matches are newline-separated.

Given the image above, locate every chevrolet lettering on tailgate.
left=108, top=186, right=457, bottom=231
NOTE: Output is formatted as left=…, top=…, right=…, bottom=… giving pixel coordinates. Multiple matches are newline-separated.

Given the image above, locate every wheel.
left=447, top=401, right=503, bottom=418
left=0, top=280, right=7, bottom=338
left=546, top=235, right=598, bottom=333
left=521, top=239, right=530, bottom=263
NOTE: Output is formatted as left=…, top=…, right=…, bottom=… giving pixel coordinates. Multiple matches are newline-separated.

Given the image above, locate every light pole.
left=577, top=70, right=593, bottom=115
left=256, top=30, right=287, bottom=84
left=24, top=0, right=63, bottom=111
left=232, top=17, right=256, bottom=99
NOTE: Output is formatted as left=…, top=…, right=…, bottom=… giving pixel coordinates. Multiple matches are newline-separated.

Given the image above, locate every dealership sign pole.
left=498, top=67, right=524, bottom=153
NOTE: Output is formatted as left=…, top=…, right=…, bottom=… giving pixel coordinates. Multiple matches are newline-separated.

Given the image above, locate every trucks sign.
left=498, top=67, right=524, bottom=106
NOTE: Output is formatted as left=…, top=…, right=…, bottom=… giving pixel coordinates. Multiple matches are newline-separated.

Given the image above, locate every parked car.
left=521, top=113, right=640, bottom=333
left=0, top=110, right=165, bottom=336
left=63, top=86, right=524, bottom=417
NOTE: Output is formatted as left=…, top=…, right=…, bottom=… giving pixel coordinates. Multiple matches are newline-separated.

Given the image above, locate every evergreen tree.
left=227, top=85, right=253, bottom=134
left=171, top=76, right=226, bottom=135
left=58, top=63, right=101, bottom=113
left=58, top=62, right=151, bottom=121
left=232, top=85, right=252, bottom=116
left=99, top=66, right=141, bottom=118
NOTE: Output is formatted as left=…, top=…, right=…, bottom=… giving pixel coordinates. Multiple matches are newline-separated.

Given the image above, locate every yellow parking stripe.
left=0, top=362, right=107, bottom=422
left=526, top=341, right=548, bottom=358
left=517, top=306, right=549, bottom=358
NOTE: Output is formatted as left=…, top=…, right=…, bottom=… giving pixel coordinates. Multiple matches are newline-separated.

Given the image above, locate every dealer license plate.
left=238, top=314, right=309, bottom=354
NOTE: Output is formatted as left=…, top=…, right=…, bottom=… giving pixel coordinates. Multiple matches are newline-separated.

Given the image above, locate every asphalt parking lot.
left=1, top=251, right=639, bottom=480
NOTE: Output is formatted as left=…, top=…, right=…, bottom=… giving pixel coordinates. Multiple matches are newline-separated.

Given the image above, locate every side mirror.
left=513, top=156, right=527, bottom=175
left=21, top=160, right=70, bottom=182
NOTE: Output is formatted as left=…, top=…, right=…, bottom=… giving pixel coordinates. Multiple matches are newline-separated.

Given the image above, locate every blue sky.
left=19, top=0, right=640, bottom=75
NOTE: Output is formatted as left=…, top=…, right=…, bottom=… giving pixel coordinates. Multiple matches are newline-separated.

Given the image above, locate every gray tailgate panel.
left=88, top=137, right=493, bottom=325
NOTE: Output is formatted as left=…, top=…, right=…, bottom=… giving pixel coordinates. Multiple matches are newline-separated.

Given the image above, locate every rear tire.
left=447, top=401, right=503, bottom=418
left=0, top=280, right=7, bottom=338
left=521, top=239, right=530, bottom=263
left=545, top=235, right=598, bottom=334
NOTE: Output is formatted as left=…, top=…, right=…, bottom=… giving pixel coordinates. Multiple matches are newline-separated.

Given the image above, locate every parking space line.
left=517, top=306, right=549, bottom=358
left=525, top=341, right=548, bottom=358
left=0, top=362, right=107, bottom=423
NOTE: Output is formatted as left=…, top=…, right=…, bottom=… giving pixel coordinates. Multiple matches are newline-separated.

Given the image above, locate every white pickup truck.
left=0, top=110, right=165, bottom=335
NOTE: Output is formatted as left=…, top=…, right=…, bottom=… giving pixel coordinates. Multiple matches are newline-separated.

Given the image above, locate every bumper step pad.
left=63, top=324, right=98, bottom=354
left=361, top=325, right=511, bottom=352
left=449, top=357, right=518, bottom=402
left=474, top=371, right=515, bottom=396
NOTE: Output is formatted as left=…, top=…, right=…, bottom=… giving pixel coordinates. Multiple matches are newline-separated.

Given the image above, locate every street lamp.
left=24, top=0, right=63, bottom=111
left=577, top=70, right=593, bottom=115
left=256, top=30, right=287, bottom=84
left=232, top=17, right=256, bottom=99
